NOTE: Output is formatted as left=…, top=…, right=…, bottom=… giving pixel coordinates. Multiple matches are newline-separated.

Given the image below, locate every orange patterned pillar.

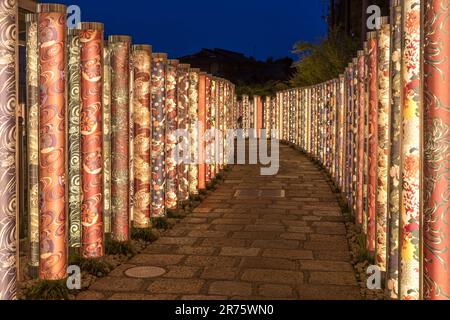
left=37, top=3, right=68, bottom=280
left=423, top=0, right=450, bottom=300
left=80, top=22, right=104, bottom=258
left=110, top=35, right=132, bottom=241
left=132, top=45, right=152, bottom=228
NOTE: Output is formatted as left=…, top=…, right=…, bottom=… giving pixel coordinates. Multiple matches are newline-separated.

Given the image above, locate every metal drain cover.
left=124, top=266, right=166, bottom=278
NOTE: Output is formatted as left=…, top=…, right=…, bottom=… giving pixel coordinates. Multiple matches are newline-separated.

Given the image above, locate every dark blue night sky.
left=45, top=0, right=328, bottom=60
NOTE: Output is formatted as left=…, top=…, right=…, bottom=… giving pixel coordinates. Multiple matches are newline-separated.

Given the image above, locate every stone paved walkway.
left=78, top=145, right=362, bottom=300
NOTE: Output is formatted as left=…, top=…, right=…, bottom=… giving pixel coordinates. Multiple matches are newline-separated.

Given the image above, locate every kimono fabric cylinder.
left=257, top=96, right=263, bottom=139
left=0, top=0, right=17, bottom=300
left=399, top=0, right=422, bottom=300
left=166, top=59, right=179, bottom=209
left=109, top=35, right=131, bottom=241
left=375, top=19, right=390, bottom=272
left=198, top=72, right=207, bottom=190
left=176, top=64, right=190, bottom=203
left=210, top=78, right=218, bottom=177
left=132, top=45, right=152, bottom=228
left=188, top=68, right=200, bottom=196
left=423, top=0, right=450, bottom=300
left=386, top=1, right=402, bottom=299
left=103, top=43, right=111, bottom=233
left=80, top=23, right=104, bottom=258
left=37, top=3, right=68, bottom=281
left=26, top=13, right=40, bottom=269
left=67, top=28, right=81, bottom=250
left=151, top=53, right=167, bottom=217
left=356, top=52, right=365, bottom=227
left=205, top=75, right=212, bottom=184
left=366, top=32, right=378, bottom=254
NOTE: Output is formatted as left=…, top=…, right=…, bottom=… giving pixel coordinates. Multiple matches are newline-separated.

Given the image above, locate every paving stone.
left=297, top=284, right=361, bottom=300
left=240, top=257, right=296, bottom=270
left=309, top=272, right=357, bottom=286
left=184, top=256, right=238, bottom=267
left=163, top=266, right=200, bottom=279
left=220, top=247, right=261, bottom=257
left=209, top=281, right=252, bottom=296
left=241, top=269, right=303, bottom=284
left=109, top=293, right=178, bottom=300
left=77, top=291, right=105, bottom=300
left=303, top=241, right=349, bottom=251
left=156, top=237, right=198, bottom=246
left=90, top=277, right=144, bottom=292
left=258, top=284, right=294, bottom=298
left=174, top=246, right=217, bottom=256
left=299, top=260, right=354, bottom=272
left=201, top=267, right=238, bottom=280
left=129, top=254, right=185, bottom=266
left=251, top=240, right=300, bottom=249
left=147, top=279, right=205, bottom=294
left=262, top=249, right=314, bottom=260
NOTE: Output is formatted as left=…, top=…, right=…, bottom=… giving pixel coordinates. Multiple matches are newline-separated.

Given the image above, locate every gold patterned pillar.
left=25, top=13, right=40, bottom=272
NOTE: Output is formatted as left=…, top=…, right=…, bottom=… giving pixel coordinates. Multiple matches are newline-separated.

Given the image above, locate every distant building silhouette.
left=178, top=48, right=294, bottom=85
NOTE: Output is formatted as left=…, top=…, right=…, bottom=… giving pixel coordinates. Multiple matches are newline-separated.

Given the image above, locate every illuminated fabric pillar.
left=176, top=64, right=190, bottom=202
left=223, top=82, right=230, bottom=165
left=362, top=42, right=369, bottom=235
left=110, top=35, right=131, bottom=241
left=218, top=80, right=225, bottom=169
left=205, top=75, right=212, bottom=184
left=386, top=1, right=402, bottom=299
left=38, top=3, right=68, bottom=280
left=26, top=13, right=40, bottom=269
left=399, top=0, right=422, bottom=300
left=210, top=78, right=217, bottom=179
left=338, top=76, right=345, bottom=191
left=356, top=51, right=366, bottom=227
left=351, top=61, right=359, bottom=215
left=80, top=23, right=104, bottom=258
left=151, top=53, right=167, bottom=216
left=0, top=0, right=17, bottom=300
left=103, top=43, right=112, bottom=234
left=198, top=72, right=206, bottom=190
left=423, top=0, right=450, bottom=300
left=132, top=45, right=151, bottom=228
left=264, top=96, right=270, bottom=136
left=256, top=96, right=262, bottom=139
left=166, top=60, right=179, bottom=209
left=68, top=28, right=81, bottom=249
left=366, top=32, right=378, bottom=253
left=375, top=18, right=390, bottom=271
left=242, top=95, right=249, bottom=138
left=188, top=68, right=199, bottom=195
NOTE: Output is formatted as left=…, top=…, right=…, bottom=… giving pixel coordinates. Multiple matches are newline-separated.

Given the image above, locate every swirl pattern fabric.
left=68, top=29, right=81, bottom=249
left=38, top=4, right=68, bottom=280
left=132, top=45, right=151, bottom=228
left=0, top=0, right=17, bottom=300
left=80, top=24, right=104, bottom=258
left=110, top=36, right=131, bottom=241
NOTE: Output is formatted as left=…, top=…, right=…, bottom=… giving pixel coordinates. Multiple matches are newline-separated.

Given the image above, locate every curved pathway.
left=79, top=145, right=361, bottom=300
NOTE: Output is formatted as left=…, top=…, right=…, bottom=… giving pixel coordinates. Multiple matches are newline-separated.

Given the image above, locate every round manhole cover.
left=124, top=266, right=166, bottom=278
